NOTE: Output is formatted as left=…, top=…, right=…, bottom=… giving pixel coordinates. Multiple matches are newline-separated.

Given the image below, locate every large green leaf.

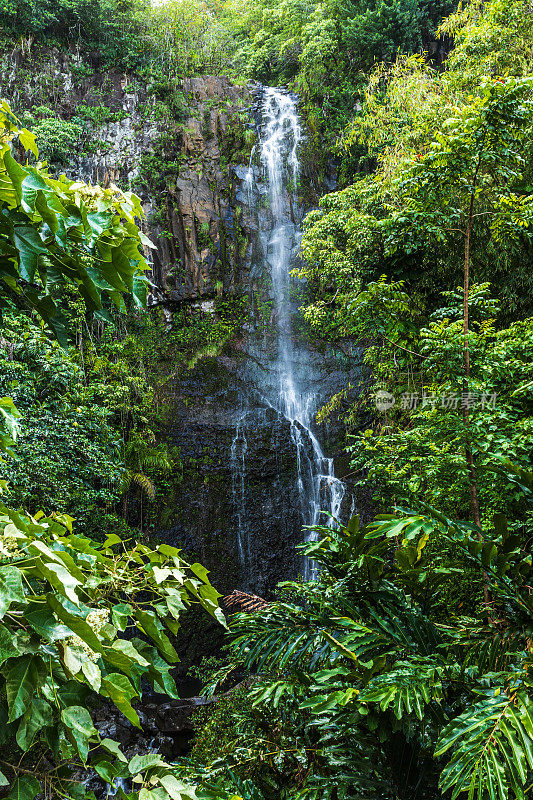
left=0, top=624, right=19, bottom=663
left=0, top=565, right=25, bottom=619
left=436, top=692, right=533, bottom=800
left=101, top=673, right=140, bottom=728
left=36, top=560, right=81, bottom=605
left=0, top=100, right=150, bottom=342
left=24, top=604, right=72, bottom=642
left=4, top=655, right=46, bottom=722
left=81, top=660, right=101, bottom=693
left=128, top=753, right=168, bottom=775
left=16, top=697, right=53, bottom=750
left=158, top=774, right=197, bottom=800
left=61, top=705, right=98, bottom=762
left=12, top=226, right=47, bottom=282
left=6, top=776, right=40, bottom=800
left=46, top=595, right=104, bottom=653
left=100, top=737, right=128, bottom=762
left=134, top=609, right=179, bottom=663
left=2, top=151, right=26, bottom=205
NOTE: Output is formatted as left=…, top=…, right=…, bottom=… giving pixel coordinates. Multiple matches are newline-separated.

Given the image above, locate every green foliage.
left=343, top=284, right=533, bottom=522
left=31, top=114, right=83, bottom=164
left=121, top=429, right=174, bottom=503
left=138, top=0, right=233, bottom=79
left=20, top=104, right=127, bottom=166
left=1, top=0, right=234, bottom=77
left=188, top=470, right=533, bottom=800
left=0, top=0, right=148, bottom=67
left=437, top=693, right=533, bottom=800
left=226, top=0, right=455, bottom=163
left=0, top=99, right=152, bottom=345
left=300, top=1, right=533, bottom=533
left=0, top=361, right=225, bottom=800
left=0, top=313, right=123, bottom=528
left=301, top=73, right=533, bottom=323
left=382, top=75, right=533, bottom=257
left=0, top=56, right=234, bottom=800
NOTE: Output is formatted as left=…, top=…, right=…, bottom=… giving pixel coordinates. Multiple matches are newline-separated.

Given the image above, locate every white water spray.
left=230, top=415, right=250, bottom=568
left=254, top=87, right=347, bottom=579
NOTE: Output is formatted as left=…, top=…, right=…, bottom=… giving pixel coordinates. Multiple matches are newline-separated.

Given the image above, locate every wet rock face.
left=146, top=76, right=259, bottom=304
left=78, top=696, right=208, bottom=797
left=159, top=354, right=306, bottom=596
left=158, top=339, right=359, bottom=597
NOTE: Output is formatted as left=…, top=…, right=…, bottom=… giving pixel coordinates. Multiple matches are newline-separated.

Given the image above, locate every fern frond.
left=460, top=631, right=525, bottom=675
left=230, top=604, right=329, bottom=673
left=223, top=590, right=269, bottom=612
left=139, top=449, right=172, bottom=472
left=128, top=471, right=156, bottom=500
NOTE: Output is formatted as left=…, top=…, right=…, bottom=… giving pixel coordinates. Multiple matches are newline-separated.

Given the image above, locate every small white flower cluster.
left=0, top=532, right=22, bottom=557
left=68, top=608, right=109, bottom=663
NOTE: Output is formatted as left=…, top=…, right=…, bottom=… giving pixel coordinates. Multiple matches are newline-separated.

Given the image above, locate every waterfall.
left=230, top=86, right=348, bottom=582
left=260, top=87, right=346, bottom=579
left=230, top=415, right=249, bottom=569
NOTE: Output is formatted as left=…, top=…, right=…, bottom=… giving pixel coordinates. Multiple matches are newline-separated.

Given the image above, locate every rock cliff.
left=2, top=46, right=360, bottom=598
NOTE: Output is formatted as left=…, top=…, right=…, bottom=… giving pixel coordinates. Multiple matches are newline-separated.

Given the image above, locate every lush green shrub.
left=0, top=0, right=147, bottom=66
left=0, top=314, right=122, bottom=526
left=186, top=482, right=533, bottom=800
left=0, top=397, right=225, bottom=799
left=32, top=115, right=83, bottom=163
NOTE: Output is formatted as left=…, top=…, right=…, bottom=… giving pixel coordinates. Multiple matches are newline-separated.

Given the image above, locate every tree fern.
left=121, top=431, right=173, bottom=502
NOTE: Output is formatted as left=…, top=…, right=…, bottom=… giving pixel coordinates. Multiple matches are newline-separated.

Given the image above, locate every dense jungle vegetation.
left=0, top=0, right=532, bottom=799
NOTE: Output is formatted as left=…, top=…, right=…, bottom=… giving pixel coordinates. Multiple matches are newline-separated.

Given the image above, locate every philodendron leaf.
left=4, top=655, right=46, bottom=722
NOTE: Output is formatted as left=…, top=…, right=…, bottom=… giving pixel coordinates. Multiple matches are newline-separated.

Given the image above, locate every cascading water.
left=230, top=87, right=348, bottom=581
left=230, top=415, right=249, bottom=568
